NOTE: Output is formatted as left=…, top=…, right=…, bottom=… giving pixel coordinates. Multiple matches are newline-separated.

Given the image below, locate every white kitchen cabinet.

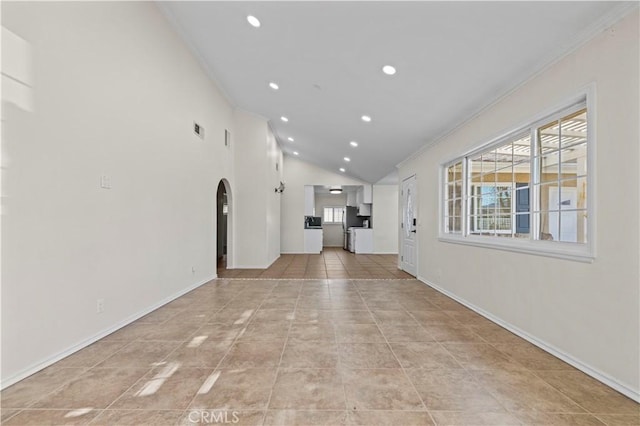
left=362, top=184, right=372, bottom=203
left=304, top=185, right=315, bottom=216
left=304, top=229, right=323, bottom=253
left=353, top=228, right=373, bottom=254
left=347, top=190, right=357, bottom=207
left=358, top=203, right=371, bottom=216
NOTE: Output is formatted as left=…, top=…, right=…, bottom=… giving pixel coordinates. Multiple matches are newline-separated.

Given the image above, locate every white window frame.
left=439, top=86, right=596, bottom=263
left=323, top=206, right=344, bottom=224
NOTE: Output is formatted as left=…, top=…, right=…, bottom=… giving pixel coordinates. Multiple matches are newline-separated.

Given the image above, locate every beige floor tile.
left=442, top=343, right=526, bottom=371
left=1, top=409, right=20, bottom=423
left=595, top=414, right=640, bottom=425
left=0, top=367, right=87, bottom=408
left=269, top=369, right=345, bottom=410
left=235, top=320, right=290, bottom=342
left=293, top=309, right=334, bottom=323
left=90, top=409, right=183, bottom=426
left=162, top=339, right=231, bottom=368
left=32, top=368, right=148, bottom=409
left=102, top=322, right=158, bottom=341
left=96, top=341, right=180, bottom=369
left=467, top=322, right=524, bottom=345
left=2, top=408, right=100, bottom=425
left=346, top=410, right=434, bottom=425
left=218, top=341, right=284, bottom=369
left=251, top=309, right=296, bottom=321
left=189, top=368, right=277, bottom=410
left=288, top=323, right=336, bottom=341
left=536, top=370, right=640, bottom=415
left=342, top=368, right=424, bottom=411
left=192, top=323, right=247, bottom=342
left=473, top=369, right=586, bottom=413
left=421, top=323, right=485, bottom=343
left=339, top=343, right=400, bottom=368
left=110, top=366, right=211, bottom=410
left=263, top=410, right=348, bottom=425
left=429, top=410, right=522, bottom=425
left=378, top=324, right=435, bottom=342
left=408, top=310, right=455, bottom=325
left=208, top=309, right=256, bottom=325
left=331, top=310, right=376, bottom=324
left=390, top=342, right=461, bottom=369
left=280, top=340, right=339, bottom=368
left=493, top=342, right=574, bottom=371
left=335, top=324, right=386, bottom=343
left=54, top=341, right=128, bottom=368
left=406, top=368, right=505, bottom=412
left=371, top=310, right=420, bottom=325
left=180, top=409, right=265, bottom=426
left=513, top=412, right=608, bottom=425
left=139, top=321, right=202, bottom=342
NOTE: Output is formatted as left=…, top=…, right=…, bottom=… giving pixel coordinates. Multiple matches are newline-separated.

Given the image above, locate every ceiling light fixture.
left=287, top=137, right=294, bottom=142
left=339, top=168, right=346, bottom=173
left=343, top=157, right=351, bottom=162
left=293, top=151, right=299, bottom=156
left=247, top=15, right=261, bottom=28
left=361, top=115, right=371, bottom=122
left=269, top=82, right=279, bottom=90
left=280, top=116, right=289, bottom=122
left=329, top=188, right=343, bottom=194
left=350, top=141, right=358, bottom=147
left=382, top=65, right=396, bottom=75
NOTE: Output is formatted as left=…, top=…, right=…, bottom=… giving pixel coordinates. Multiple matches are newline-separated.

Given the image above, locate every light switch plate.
left=100, top=175, right=111, bottom=189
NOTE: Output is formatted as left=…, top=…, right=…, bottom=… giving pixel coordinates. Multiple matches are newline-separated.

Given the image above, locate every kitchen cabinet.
left=362, top=184, right=372, bottom=203
left=347, top=190, right=357, bottom=207
left=353, top=228, right=373, bottom=254
left=304, top=185, right=315, bottom=216
left=304, top=229, right=323, bottom=253
left=357, top=203, right=371, bottom=216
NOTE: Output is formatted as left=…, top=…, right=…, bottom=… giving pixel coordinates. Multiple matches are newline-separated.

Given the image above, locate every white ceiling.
left=159, top=1, right=632, bottom=184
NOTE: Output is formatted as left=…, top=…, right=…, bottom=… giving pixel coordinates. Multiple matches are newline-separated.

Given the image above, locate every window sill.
left=438, top=234, right=595, bottom=263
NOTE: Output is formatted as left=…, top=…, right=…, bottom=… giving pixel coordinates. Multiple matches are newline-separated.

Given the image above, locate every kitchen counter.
left=304, top=229, right=323, bottom=253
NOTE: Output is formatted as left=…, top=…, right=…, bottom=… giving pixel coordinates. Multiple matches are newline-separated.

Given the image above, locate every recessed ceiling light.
left=293, top=151, right=299, bottom=156
left=339, top=168, right=346, bottom=172
left=382, top=65, right=396, bottom=75
left=269, top=82, right=279, bottom=90
left=344, top=157, right=351, bottom=162
left=350, top=141, right=358, bottom=147
left=330, top=188, right=343, bottom=194
left=280, top=116, right=289, bottom=122
left=361, top=115, right=371, bottom=122
left=287, top=137, right=294, bottom=142
left=247, top=15, right=261, bottom=28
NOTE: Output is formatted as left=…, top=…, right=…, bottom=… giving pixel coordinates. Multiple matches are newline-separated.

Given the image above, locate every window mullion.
left=531, top=127, right=540, bottom=241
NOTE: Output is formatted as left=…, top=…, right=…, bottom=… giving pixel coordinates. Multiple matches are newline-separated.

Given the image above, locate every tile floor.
left=218, top=248, right=413, bottom=279
left=1, top=278, right=638, bottom=425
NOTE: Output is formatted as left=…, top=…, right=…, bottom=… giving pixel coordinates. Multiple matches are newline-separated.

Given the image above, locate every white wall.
left=281, top=156, right=366, bottom=253
left=315, top=193, right=347, bottom=247
left=398, top=11, right=639, bottom=399
left=1, top=1, right=235, bottom=387
left=372, top=184, right=399, bottom=254
left=233, top=110, right=282, bottom=268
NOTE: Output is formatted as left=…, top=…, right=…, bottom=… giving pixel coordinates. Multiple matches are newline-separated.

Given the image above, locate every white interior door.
left=401, top=175, right=417, bottom=276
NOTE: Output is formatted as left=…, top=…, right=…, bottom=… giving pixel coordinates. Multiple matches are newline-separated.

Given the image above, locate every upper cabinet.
left=304, top=185, right=315, bottom=216
left=362, top=184, right=372, bottom=203
left=356, top=185, right=373, bottom=204
left=347, top=190, right=357, bottom=207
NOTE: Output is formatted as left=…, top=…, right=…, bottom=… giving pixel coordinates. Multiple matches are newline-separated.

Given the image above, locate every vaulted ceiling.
left=159, top=1, right=631, bottom=183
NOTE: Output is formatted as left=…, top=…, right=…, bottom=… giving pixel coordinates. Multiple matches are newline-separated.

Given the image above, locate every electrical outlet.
left=96, top=298, right=104, bottom=313
left=100, top=175, right=111, bottom=189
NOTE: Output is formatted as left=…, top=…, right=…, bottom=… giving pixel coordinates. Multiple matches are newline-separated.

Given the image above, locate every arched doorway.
left=216, top=179, right=232, bottom=273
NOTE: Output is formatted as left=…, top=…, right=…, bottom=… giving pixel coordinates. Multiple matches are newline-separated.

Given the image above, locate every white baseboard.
left=0, top=275, right=216, bottom=390
left=373, top=251, right=399, bottom=255
left=417, top=275, right=640, bottom=403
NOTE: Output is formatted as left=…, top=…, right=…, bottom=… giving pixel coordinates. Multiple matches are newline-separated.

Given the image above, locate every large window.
left=441, top=98, right=591, bottom=260
left=323, top=207, right=344, bottom=224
